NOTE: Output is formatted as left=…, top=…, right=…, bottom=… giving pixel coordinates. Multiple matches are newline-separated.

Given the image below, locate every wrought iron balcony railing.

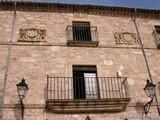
left=47, top=77, right=130, bottom=100
left=46, top=76, right=131, bottom=113
left=66, top=25, right=99, bottom=46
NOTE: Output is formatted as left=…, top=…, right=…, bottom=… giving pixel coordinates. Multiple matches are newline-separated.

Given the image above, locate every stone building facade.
left=0, top=1, right=160, bottom=120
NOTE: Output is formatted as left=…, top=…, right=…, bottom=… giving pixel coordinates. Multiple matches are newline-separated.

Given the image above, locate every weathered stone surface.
left=0, top=3, right=160, bottom=120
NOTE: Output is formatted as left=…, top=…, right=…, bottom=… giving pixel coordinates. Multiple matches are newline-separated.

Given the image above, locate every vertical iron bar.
left=54, top=77, right=56, bottom=99
left=78, top=26, right=80, bottom=41
left=73, top=26, right=75, bottom=41
left=96, top=77, right=100, bottom=99
left=61, top=77, right=62, bottom=99
left=82, top=77, right=85, bottom=99
left=63, top=77, right=67, bottom=100
left=122, top=78, right=125, bottom=98
left=116, top=78, right=119, bottom=98
left=101, top=77, right=104, bottom=98
left=80, top=77, right=83, bottom=99
left=91, top=77, right=96, bottom=99
left=111, top=78, right=114, bottom=98
left=78, top=77, right=80, bottom=99
left=51, top=77, right=52, bottom=100
left=47, top=75, right=49, bottom=100
left=94, top=27, right=95, bottom=41
left=85, top=26, right=87, bottom=41
left=91, top=27, right=93, bottom=41
left=68, top=77, right=70, bottom=99
left=104, top=77, right=107, bottom=98
left=108, top=78, right=111, bottom=98
left=50, top=77, right=52, bottom=100
left=71, top=77, right=73, bottom=100
left=86, top=26, right=88, bottom=41
left=124, top=77, right=129, bottom=98
left=96, top=27, right=98, bottom=42
left=113, top=77, right=116, bottom=98
left=49, top=77, right=50, bottom=99
left=124, top=79, right=127, bottom=98
left=91, top=77, right=94, bottom=99
left=57, top=77, right=59, bottom=99
left=81, top=26, right=84, bottom=41
left=53, top=77, right=55, bottom=100
left=92, top=28, right=94, bottom=41
left=117, top=77, right=122, bottom=98
left=80, top=26, right=82, bottom=41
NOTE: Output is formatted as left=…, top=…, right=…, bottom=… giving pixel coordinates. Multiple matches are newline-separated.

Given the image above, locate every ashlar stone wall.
left=0, top=5, right=160, bottom=120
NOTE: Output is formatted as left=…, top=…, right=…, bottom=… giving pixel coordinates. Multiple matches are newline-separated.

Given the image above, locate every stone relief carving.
left=114, top=32, right=140, bottom=45
left=18, top=28, right=46, bottom=42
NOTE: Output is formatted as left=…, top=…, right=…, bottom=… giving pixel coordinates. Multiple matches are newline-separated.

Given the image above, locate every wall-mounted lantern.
left=143, top=79, right=156, bottom=114
left=16, top=78, right=28, bottom=120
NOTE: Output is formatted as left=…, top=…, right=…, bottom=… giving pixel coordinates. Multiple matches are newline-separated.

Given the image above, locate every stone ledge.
left=0, top=42, right=157, bottom=49
left=3, top=104, right=45, bottom=109
left=46, top=98, right=131, bottom=113
left=67, top=40, right=99, bottom=47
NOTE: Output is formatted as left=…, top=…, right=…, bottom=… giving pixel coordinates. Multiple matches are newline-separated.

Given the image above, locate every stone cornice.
left=0, top=2, right=160, bottom=18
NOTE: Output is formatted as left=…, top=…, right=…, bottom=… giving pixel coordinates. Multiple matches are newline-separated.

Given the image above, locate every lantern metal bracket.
left=16, top=78, right=28, bottom=120
left=20, top=100, right=24, bottom=120
left=144, top=99, right=153, bottom=115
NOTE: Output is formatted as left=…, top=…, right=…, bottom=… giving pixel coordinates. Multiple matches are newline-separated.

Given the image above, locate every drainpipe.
left=132, top=8, right=160, bottom=115
left=0, top=1, right=16, bottom=120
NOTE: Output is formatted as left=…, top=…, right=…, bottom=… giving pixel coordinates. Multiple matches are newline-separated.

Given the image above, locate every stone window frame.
left=66, top=21, right=99, bottom=47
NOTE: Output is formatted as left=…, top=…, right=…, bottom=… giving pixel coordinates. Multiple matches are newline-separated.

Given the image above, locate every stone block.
left=104, top=60, right=113, bottom=65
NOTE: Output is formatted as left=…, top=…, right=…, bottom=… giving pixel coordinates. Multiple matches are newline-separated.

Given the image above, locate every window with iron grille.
left=153, top=26, right=160, bottom=49
left=72, top=22, right=92, bottom=42
left=66, top=21, right=99, bottom=47
left=73, top=65, right=99, bottom=100
left=155, top=26, right=160, bottom=37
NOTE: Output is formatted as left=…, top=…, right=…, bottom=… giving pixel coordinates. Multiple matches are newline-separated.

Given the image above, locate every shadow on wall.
left=158, top=82, right=160, bottom=95
left=135, top=101, right=145, bottom=114
left=44, top=85, right=47, bottom=102
left=13, top=102, right=21, bottom=120
left=43, top=85, right=51, bottom=114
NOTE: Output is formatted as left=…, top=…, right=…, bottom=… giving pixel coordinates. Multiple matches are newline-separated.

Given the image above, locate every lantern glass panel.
left=144, top=81, right=156, bottom=99
left=17, top=86, right=28, bottom=100
left=17, top=79, right=28, bottom=101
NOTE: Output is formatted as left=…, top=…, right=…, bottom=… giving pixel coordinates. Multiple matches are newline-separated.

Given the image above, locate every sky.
left=46, top=0, right=160, bottom=9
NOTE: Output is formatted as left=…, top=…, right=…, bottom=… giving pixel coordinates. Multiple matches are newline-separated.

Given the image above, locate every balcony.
left=66, top=25, right=99, bottom=47
left=46, top=76, right=131, bottom=113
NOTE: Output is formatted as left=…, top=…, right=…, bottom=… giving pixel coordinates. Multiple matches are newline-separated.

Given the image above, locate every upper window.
left=67, top=21, right=99, bottom=47
left=153, top=26, right=160, bottom=49
left=72, top=22, right=92, bottom=42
